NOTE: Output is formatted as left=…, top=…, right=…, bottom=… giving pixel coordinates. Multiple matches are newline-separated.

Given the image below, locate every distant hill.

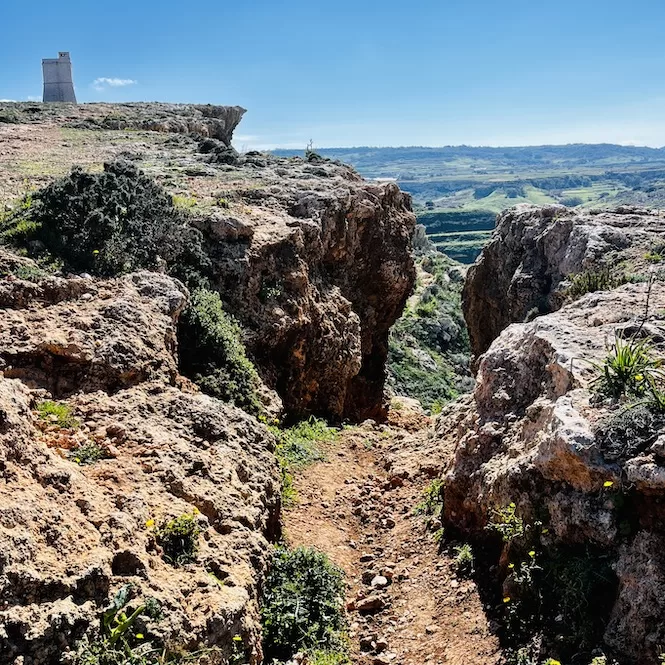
left=273, top=144, right=665, bottom=262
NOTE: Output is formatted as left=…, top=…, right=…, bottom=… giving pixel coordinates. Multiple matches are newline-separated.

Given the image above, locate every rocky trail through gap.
left=283, top=412, right=502, bottom=665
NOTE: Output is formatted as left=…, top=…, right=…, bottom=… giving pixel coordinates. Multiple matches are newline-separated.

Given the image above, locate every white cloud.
left=0, top=99, right=16, bottom=102
left=92, top=77, right=138, bottom=91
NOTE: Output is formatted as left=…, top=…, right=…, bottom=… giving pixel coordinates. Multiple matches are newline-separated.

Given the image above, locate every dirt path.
left=283, top=415, right=502, bottom=665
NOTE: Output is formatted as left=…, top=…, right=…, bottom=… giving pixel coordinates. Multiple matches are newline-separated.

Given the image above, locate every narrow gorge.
left=1, top=103, right=665, bottom=665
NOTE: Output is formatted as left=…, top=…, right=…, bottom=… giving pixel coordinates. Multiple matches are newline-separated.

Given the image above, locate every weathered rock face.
left=442, top=278, right=665, bottom=664
left=462, top=204, right=665, bottom=358
left=201, top=167, right=416, bottom=421
left=0, top=102, right=247, bottom=146
left=0, top=259, right=280, bottom=664
left=0, top=105, right=417, bottom=422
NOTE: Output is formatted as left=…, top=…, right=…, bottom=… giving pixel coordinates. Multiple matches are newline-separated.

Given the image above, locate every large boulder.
left=462, top=204, right=665, bottom=358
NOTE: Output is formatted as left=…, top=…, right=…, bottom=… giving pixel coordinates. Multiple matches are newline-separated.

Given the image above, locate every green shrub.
left=71, top=441, right=110, bottom=465
left=156, top=514, right=202, bottom=567
left=0, top=160, right=210, bottom=288
left=453, top=543, right=474, bottom=578
left=487, top=503, right=526, bottom=543
left=261, top=547, right=347, bottom=662
left=566, top=267, right=627, bottom=300
left=595, top=404, right=664, bottom=461
left=414, top=479, right=444, bottom=519
left=36, top=400, right=79, bottom=429
left=70, top=584, right=162, bottom=665
left=178, top=288, right=261, bottom=415
left=591, top=335, right=661, bottom=398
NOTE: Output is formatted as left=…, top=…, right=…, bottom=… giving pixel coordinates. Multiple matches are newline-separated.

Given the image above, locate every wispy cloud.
left=92, top=77, right=138, bottom=91
left=0, top=99, right=16, bottom=102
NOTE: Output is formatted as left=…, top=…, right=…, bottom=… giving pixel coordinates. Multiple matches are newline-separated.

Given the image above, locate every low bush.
left=71, top=441, right=110, bottom=465
left=0, top=160, right=211, bottom=289
left=453, top=543, right=474, bottom=578
left=261, top=547, right=347, bottom=662
left=414, top=478, right=444, bottom=522
left=595, top=404, right=664, bottom=461
left=178, top=288, right=261, bottom=415
left=566, top=267, right=627, bottom=301
left=70, top=584, right=163, bottom=665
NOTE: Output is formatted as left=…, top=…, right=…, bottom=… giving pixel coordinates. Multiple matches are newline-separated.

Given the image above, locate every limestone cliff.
left=462, top=203, right=665, bottom=358
left=445, top=205, right=665, bottom=664
left=0, top=103, right=416, bottom=422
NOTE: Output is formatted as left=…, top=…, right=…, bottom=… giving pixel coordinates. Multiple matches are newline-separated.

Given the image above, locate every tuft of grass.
left=36, top=400, right=79, bottom=429
left=155, top=513, right=202, bottom=567
left=271, top=417, right=336, bottom=468
left=171, top=194, right=198, bottom=210
left=565, top=267, right=627, bottom=300
left=414, top=478, right=444, bottom=519
left=271, top=417, right=336, bottom=509
left=453, top=543, right=474, bottom=578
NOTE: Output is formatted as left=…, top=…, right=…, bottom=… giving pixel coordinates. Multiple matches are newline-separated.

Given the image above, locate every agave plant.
left=591, top=334, right=663, bottom=398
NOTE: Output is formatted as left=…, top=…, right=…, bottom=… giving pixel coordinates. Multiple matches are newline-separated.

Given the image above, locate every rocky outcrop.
left=0, top=261, right=280, bottom=664
left=0, top=102, right=247, bottom=146
left=0, top=106, right=417, bottom=422
left=442, top=277, right=665, bottom=664
left=462, top=204, right=665, bottom=358
left=200, top=163, right=416, bottom=421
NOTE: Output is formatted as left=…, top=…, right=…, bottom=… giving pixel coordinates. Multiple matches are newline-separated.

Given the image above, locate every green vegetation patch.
left=261, top=546, right=348, bottom=663
left=0, top=160, right=211, bottom=288
left=36, top=400, right=79, bottom=429
left=591, top=334, right=662, bottom=399
left=566, top=267, right=629, bottom=301
left=178, top=288, right=262, bottom=416
left=270, top=417, right=336, bottom=508
left=155, top=513, right=202, bottom=567
left=388, top=252, right=473, bottom=412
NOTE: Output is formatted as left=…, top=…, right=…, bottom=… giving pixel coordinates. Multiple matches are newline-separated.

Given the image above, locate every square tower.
left=42, top=52, right=77, bottom=103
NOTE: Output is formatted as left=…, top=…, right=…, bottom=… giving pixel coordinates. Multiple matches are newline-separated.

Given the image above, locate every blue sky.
left=2, top=0, right=665, bottom=149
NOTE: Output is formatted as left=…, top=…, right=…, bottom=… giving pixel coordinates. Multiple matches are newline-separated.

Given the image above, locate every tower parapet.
left=42, top=52, right=77, bottom=103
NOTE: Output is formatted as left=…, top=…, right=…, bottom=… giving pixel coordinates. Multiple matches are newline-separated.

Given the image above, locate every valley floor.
left=283, top=412, right=501, bottom=665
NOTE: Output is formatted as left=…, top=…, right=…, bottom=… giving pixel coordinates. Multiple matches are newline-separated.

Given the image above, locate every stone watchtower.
left=42, top=52, right=77, bottom=103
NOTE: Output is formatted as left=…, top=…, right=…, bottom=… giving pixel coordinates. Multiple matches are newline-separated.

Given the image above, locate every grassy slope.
left=387, top=251, right=473, bottom=412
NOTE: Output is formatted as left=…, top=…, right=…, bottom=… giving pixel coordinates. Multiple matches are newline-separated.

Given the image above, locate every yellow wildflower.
left=604, top=480, right=614, bottom=488
left=503, top=596, right=511, bottom=603
left=145, top=519, right=155, bottom=528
